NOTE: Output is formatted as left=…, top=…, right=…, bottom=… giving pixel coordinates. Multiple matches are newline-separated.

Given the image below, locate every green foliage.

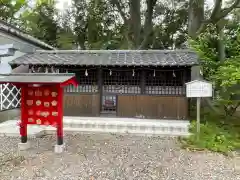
left=190, top=23, right=240, bottom=117
left=184, top=11, right=240, bottom=154
left=57, top=29, right=75, bottom=50
left=72, top=0, right=119, bottom=49
left=180, top=112, right=240, bottom=154
left=214, top=57, right=240, bottom=116
left=0, top=0, right=195, bottom=50
left=214, top=28, right=240, bottom=116
left=56, top=9, right=76, bottom=50
left=215, top=58, right=240, bottom=94
left=152, top=1, right=188, bottom=49
left=189, top=24, right=220, bottom=80
left=0, top=0, right=27, bottom=23
left=20, top=0, right=59, bottom=47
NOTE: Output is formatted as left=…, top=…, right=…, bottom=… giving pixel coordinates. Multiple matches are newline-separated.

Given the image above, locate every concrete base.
left=18, top=142, right=30, bottom=151
left=54, top=144, right=65, bottom=153
left=0, top=117, right=190, bottom=137
left=0, top=108, right=20, bottom=123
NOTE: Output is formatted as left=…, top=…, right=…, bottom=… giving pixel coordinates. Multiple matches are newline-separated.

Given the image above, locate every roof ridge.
left=36, top=49, right=194, bottom=54
left=0, top=20, right=55, bottom=50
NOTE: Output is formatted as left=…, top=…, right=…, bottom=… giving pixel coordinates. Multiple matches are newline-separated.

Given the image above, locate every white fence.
left=0, top=84, right=21, bottom=111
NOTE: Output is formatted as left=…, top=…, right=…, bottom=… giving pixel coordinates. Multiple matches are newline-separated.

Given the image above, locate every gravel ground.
left=0, top=133, right=240, bottom=180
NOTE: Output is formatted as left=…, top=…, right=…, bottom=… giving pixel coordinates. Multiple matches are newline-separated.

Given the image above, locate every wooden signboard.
left=186, top=80, right=213, bottom=139
left=186, top=80, right=213, bottom=98
left=23, top=86, right=61, bottom=127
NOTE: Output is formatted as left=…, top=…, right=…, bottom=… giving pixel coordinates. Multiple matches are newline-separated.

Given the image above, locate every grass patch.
left=179, top=109, right=240, bottom=155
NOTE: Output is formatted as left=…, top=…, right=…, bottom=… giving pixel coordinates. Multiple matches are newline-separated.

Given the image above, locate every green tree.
left=110, top=0, right=158, bottom=49
left=20, top=0, right=59, bottom=47
left=152, top=1, right=189, bottom=49
left=109, top=0, right=190, bottom=49
left=57, top=9, right=76, bottom=50
left=72, top=0, right=119, bottom=49
left=188, top=0, right=240, bottom=39
left=0, top=0, right=27, bottom=24
left=191, top=21, right=240, bottom=117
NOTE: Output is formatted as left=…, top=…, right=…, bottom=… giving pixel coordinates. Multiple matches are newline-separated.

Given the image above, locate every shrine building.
left=9, top=50, right=199, bottom=120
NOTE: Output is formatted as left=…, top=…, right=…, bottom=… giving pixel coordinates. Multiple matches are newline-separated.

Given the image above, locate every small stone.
left=0, top=134, right=237, bottom=179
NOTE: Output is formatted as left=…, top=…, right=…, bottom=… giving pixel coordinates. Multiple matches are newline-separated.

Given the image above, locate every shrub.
left=180, top=113, right=240, bottom=155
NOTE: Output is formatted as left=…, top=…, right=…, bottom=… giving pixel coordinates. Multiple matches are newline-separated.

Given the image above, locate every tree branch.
left=196, top=0, right=240, bottom=36
left=210, top=0, right=223, bottom=20
left=110, top=0, right=128, bottom=25
left=221, top=0, right=240, bottom=14
left=110, top=0, right=132, bottom=48
left=212, top=0, right=240, bottom=23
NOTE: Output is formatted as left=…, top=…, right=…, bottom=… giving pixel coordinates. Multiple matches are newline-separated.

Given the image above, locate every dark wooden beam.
left=97, top=68, right=103, bottom=112
left=140, top=69, right=146, bottom=94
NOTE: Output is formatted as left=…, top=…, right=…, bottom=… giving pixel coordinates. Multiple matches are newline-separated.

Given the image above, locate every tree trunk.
left=188, top=0, right=204, bottom=38
left=129, top=0, right=141, bottom=48
left=139, top=0, right=157, bottom=49
left=214, top=0, right=226, bottom=63
left=111, top=0, right=157, bottom=49
left=217, top=26, right=226, bottom=62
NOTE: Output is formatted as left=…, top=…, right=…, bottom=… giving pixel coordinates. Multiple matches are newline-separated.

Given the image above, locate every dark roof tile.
left=0, top=20, right=55, bottom=50
left=9, top=50, right=199, bottom=66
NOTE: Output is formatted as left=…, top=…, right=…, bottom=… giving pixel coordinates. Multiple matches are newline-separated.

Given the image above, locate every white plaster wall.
left=0, top=31, right=43, bottom=73
left=0, top=31, right=42, bottom=53
left=1, top=50, right=25, bottom=63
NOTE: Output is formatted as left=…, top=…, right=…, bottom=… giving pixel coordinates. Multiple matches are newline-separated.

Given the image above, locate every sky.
left=55, top=0, right=72, bottom=10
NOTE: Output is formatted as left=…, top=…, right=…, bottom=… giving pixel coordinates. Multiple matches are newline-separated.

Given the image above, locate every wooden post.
left=20, top=87, right=27, bottom=143
left=140, top=69, right=145, bottom=94
left=196, top=97, right=201, bottom=140
left=98, top=68, right=103, bottom=113
left=57, top=86, right=64, bottom=145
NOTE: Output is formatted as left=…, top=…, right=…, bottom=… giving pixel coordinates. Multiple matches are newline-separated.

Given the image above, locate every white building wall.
left=0, top=31, right=42, bottom=53
left=0, top=31, right=43, bottom=73
left=0, top=30, right=47, bottom=111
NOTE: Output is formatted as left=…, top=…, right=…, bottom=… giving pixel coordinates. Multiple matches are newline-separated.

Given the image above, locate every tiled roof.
left=0, top=73, right=75, bottom=83
left=0, top=20, right=55, bottom=50
left=9, top=50, right=199, bottom=66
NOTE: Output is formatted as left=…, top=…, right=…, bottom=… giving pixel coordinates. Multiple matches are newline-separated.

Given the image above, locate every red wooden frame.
left=0, top=75, right=77, bottom=145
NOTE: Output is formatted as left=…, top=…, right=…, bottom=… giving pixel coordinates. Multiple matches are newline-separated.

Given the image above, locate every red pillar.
left=20, top=87, right=27, bottom=143
left=56, top=86, right=63, bottom=145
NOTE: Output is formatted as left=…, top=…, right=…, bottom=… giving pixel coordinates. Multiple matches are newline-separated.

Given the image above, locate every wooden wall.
left=63, top=93, right=188, bottom=120
left=117, top=95, right=188, bottom=119
left=64, top=93, right=100, bottom=116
